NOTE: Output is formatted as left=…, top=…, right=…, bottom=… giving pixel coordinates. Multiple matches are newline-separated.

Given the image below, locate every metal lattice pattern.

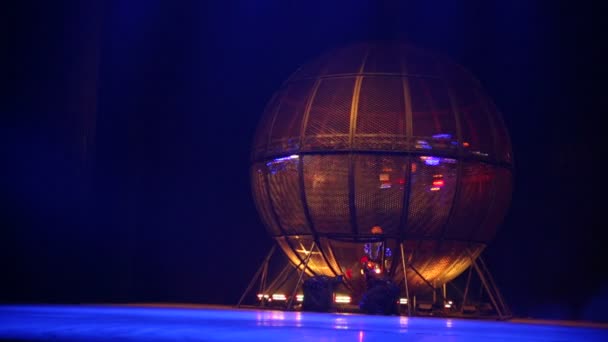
left=268, top=80, right=315, bottom=154
left=252, top=42, right=513, bottom=294
left=353, top=155, right=406, bottom=237
left=267, top=157, right=309, bottom=234
left=250, top=165, right=281, bottom=235
left=303, top=155, right=351, bottom=234
left=407, top=157, right=458, bottom=237
left=444, top=162, right=496, bottom=240
left=303, top=78, right=355, bottom=150
left=354, top=77, right=407, bottom=150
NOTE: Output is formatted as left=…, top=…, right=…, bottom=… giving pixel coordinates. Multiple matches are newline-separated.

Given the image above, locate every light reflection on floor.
left=0, top=304, right=606, bottom=341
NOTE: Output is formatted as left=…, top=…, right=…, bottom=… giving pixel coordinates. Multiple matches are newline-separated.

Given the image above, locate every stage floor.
left=1, top=304, right=607, bottom=341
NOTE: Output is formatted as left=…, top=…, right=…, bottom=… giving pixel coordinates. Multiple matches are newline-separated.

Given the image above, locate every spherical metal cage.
left=251, top=42, right=512, bottom=294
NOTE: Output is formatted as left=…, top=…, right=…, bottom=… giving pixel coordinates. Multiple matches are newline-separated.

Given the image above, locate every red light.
left=432, top=180, right=444, bottom=186
left=345, top=268, right=352, bottom=279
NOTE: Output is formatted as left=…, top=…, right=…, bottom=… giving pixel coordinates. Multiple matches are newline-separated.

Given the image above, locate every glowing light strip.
left=335, top=295, right=351, bottom=304
left=272, top=294, right=287, bottom=301
left=266, top=154, right=299, bottom=166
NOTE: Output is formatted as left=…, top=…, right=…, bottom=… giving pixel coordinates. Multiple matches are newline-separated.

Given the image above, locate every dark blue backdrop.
left=0, top=0, right=605, bottom=321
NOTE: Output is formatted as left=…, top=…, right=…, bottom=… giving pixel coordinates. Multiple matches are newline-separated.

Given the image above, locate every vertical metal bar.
left=237, top=244, right=276, bottom=307
left=460, top=265, right=473, bottom=313
left=298, top=79, right=322, bottom=150
left=397, top=155, right=412, bottom=241
left=348, top=77, right=364, bottom=237
left=258, top=261, right=268, bottom=307
left=400, top=242, right=411, bottom=316
left=349, top=47, right=370, bottom=148
left=388, top=238, right=400, bottom=277
left=400, top=45, right=414, bottom=141
left=287, top=241, right=316, bottom=310
left=398, top=47, right=414, bottom=241
left=346, top=49, right=369, bottom=238
left=381, top=238, right=386, bottom=272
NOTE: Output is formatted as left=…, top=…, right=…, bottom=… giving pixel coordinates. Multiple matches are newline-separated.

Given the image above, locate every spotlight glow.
left=335, top=295, right=351, bottom=304
left=272, top=294, right=286, bottom=301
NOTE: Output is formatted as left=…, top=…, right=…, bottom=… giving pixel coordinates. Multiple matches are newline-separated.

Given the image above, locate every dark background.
left=1, top=0, right=605, bottom=321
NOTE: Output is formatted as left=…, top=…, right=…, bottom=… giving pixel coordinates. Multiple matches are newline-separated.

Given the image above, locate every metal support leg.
left=466, top=249, right=510, bottom=320
left=409, top=265, right=446, bottom=303
left=237, top=244, right=277, bottom=308
left=478, top=256, right=510, bottom=317
left=460, top=265, right=473, bottom=313
left=471, top=258, right=502, bottom=318
left=400, top=242, right=411, bottom=316
left=265, top=253, right=314, bottom=296
left=286, top=241, right=316, bottom=310
left=258, top=259, right=269, bottom=307
left=264, top=262, right=294, bottom=295
left=409, top=265, right=435, bottom=292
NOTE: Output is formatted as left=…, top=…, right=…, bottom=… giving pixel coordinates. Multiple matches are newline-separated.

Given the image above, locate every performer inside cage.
left=360, top=225, right=392, bottom=287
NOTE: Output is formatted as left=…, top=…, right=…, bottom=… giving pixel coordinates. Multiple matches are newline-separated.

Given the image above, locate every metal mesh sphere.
left=251, top=42, right=512, bottom=294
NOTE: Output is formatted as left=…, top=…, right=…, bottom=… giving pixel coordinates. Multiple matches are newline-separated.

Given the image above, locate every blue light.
left=266, top=155, right=300, bottom=174
left=266, top=154, right=299, bottom=166
left=424, top=157, right=440, bottom=166
left=1, top=305, right=606, bottom=341
left=432, top=133, right=452, bottom=139
left=415, top=140, right=432, bottom=150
